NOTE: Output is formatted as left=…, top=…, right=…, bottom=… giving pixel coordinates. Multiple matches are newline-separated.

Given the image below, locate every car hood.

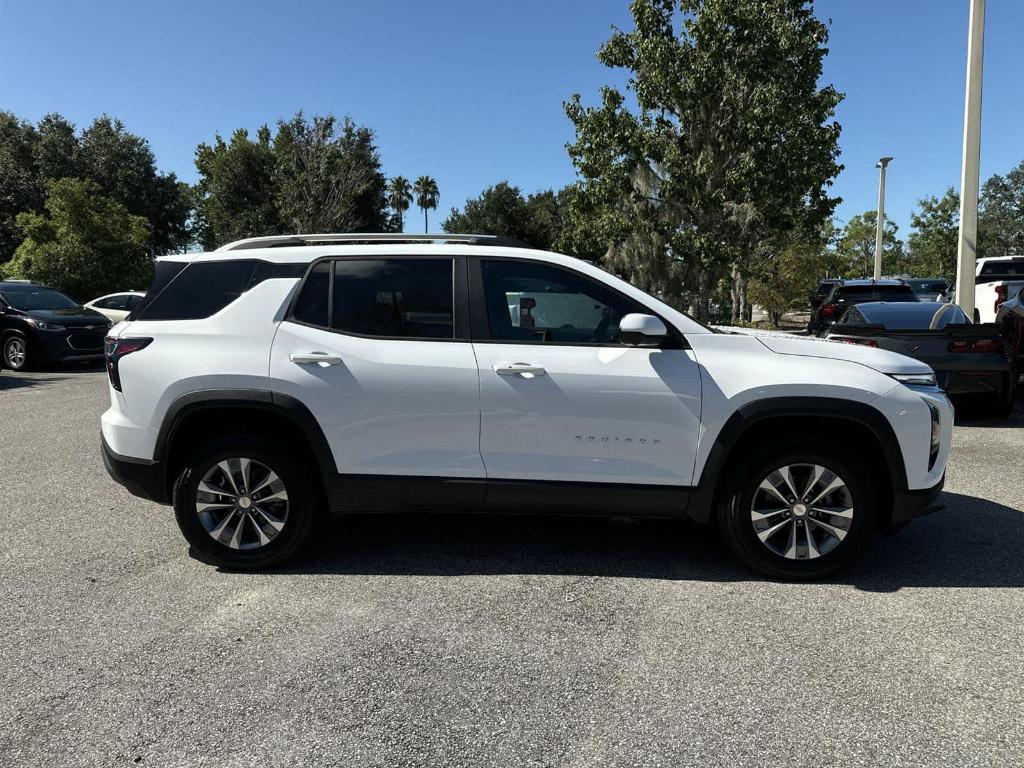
left=23, top=308, right=109, bottom=326
left=716, top=326, right=933, bottom=375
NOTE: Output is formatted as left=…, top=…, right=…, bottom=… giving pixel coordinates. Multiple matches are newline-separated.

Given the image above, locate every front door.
left=470, top=258, right=702, bottom=489
left=270, top=257, right=484, bottom=484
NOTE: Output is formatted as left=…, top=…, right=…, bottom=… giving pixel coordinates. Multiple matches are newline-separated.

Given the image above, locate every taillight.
left=820, top=303, right=837, bottom=317
left=104, top=336, right=152, bottom=392
left=834, top=337, right=879, bottom=347
left=947, top=338, right=1001, bottom=353
left=995, top=284, right=1007, bottom=313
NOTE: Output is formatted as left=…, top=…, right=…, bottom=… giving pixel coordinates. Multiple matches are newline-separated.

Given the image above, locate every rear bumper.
left=890, top=473, right=944, bottom=529
left=101, top=434, right=170, bottom=504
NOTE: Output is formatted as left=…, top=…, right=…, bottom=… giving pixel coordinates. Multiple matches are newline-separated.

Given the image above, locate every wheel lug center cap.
left=238, top=496, right=252, bottom=509
left=791, top=503, right=807, bottom=518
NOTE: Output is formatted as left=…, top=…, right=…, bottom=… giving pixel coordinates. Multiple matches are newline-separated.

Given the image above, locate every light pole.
left=873, top=157, right=893, bottom=279
left=955, top=0, right=986, bottom=319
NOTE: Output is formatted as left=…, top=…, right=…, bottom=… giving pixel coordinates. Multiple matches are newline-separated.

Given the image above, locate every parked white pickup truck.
left=975, top=256, right=1024, bottom=323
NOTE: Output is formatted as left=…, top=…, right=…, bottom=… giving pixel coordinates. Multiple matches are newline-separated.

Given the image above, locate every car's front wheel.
left=717, top=441, right=876, bottom=580
left=3, top=333, right=29, bottom=371
left=172, top=435, right=319, bottom=569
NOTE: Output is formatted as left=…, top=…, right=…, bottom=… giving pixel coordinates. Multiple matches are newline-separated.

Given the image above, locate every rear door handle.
left=493, top=362, right=547, bottom=377
left=290, top=352, right=342, bottom=366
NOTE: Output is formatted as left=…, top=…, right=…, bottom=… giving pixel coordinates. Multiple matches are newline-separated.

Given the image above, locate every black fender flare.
left=685, top=397, right=907, bottom=524
left=156, top=389, right=336, bottom=483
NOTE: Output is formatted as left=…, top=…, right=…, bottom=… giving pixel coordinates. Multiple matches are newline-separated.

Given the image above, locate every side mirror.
left=620, top=313, right=668, bottom=347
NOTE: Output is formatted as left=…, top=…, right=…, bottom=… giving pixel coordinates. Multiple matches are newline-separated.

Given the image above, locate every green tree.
left=387, top=176, right=413, bottom=230
left=273, top=113, right=391, bottom=234
left=441, top=181, right=566, bottom=249
left=0, top=112, right=42, bottom=260
left=907, top=188, right=959, bottom=278
left=0, top=112, right=191, bottom=259
left=77, top=115, right=191, bottom=254
left=748, top=224, right=832, bottom=326
left=564, top=0, right=843, bottom=321
left=413, top=176, right=439, bottom=233
left=835, top=211, right=904, bottom=277
left=3, top=178, right=152, bottom=300
left=979, top=159, right=1024, bottom=259
left=194, top=126, right=282, bottom=249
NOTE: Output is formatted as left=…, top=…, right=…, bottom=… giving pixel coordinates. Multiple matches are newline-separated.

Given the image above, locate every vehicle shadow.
left=272, top=491, right=1024, bottom=590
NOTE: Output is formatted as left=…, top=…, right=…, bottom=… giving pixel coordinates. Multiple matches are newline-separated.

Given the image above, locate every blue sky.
left=1, top=0, right=1022, bottom=238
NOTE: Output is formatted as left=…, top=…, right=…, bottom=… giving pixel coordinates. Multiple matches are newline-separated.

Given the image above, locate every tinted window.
left=125, top=294, right=145, bottom=309
left=292, top=261, right=331, bottom=327
left=980, top=260, right=1024, bottom=276
left=0, top=286, right=79, bottom=310
left=855, top=302, right=969, bottom=330
left=137, top=261, right=258, bottom=320
left=96, top=295, right=130, bottom=310
left=128, top=261, right=187, bottom=319
left=135, top=260, right=305, bottom=321
left=836, top=285, right=917, bottom=303
left=332, top=259, right=453, bottom=338
left=481, top=260, right=648, bottom=344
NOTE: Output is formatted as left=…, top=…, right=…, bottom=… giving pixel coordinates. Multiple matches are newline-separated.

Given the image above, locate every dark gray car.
left=827, top=301, right=1015, bottom=417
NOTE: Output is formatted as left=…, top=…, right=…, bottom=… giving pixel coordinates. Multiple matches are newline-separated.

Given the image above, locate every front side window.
left=480, top=260, right=648, bottom=345
left=331, top=259, right=454, bottom=339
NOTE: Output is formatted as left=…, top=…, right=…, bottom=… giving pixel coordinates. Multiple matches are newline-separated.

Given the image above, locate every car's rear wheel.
left=717, top=441, right=876, bottom=580
left=172, top=435, right=318, bottom=569
left=3, top=333, right=29, bottom=371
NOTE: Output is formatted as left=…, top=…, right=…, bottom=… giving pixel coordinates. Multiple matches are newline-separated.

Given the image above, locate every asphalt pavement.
left=1, top=366, right=1022, bottom=767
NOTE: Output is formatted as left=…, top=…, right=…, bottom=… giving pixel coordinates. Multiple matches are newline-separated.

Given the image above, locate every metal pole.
left=955, top=0, right=985, bottom=319
left=873, top=158, right=892, bottom=279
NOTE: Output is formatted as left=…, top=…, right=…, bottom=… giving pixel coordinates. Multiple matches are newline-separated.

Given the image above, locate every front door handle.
left=493, top=362, right=547, bottom=377
left=290, top=352, right=342, bottom=366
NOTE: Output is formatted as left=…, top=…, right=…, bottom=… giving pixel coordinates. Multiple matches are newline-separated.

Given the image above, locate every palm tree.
left=387, top=176, right=413, bottom=231
left=413, top=176, right=440, bottom=233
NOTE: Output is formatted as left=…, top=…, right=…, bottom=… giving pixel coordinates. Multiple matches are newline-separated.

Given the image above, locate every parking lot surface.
left=1, top=367, right=1023, bottom=768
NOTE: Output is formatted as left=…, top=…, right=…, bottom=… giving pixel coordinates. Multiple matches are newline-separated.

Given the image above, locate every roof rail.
left=215, top=233, right=532, bottom=252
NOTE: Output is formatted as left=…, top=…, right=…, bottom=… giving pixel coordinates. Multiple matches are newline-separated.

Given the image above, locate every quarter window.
left=480, top=260, right=648, bottom=345
left=331, top=259, right=453, bottom=339
left=292, top=261, right=331, bottom=327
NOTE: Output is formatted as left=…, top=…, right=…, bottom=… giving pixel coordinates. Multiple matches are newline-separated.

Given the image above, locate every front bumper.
left=33, top=328, right=106, bottom=362
left=890, top=473, right=944, bottom=529
left=101, top=434, right=170, bottom=504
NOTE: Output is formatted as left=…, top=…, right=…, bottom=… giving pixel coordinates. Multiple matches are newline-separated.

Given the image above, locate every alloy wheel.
left=5, top=338, right=26, bottom=369
left=195, top=457, right=289, bottom=550
left=750, top=463, right=854, bottom=560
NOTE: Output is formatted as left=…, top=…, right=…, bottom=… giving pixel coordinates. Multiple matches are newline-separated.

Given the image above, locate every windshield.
left=850, top=301, right=968, bottom=330
left=1, top=287, right=80, bottom=310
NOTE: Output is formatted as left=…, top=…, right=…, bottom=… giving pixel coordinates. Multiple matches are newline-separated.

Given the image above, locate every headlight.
left=29, top=319, right=66, bottom=332
left=891, top=372, right=936, bottom=387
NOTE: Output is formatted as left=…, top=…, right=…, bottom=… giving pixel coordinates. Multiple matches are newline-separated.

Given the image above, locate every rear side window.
left=137, top=261, right=257, bottom=320
left=980, top=260, right=1024, bottom=276
left=135, top=260, right=306, bottom=321
left=332, top=259, right=453, bottom=339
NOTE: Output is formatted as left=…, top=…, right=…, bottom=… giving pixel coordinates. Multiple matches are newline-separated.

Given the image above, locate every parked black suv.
left=809, top=279, right=919, bottom=336
left=0, top=281, right=110, bottom=370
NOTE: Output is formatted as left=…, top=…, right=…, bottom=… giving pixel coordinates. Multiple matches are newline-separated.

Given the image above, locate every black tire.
left=2, top=332, right=30, bottom=371
left=716, top=440, right=877, bottom=580
left=172, top=434, right=319, bottom=570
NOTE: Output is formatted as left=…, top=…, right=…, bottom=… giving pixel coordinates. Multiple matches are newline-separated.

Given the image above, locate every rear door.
left=469, top=257, right=702, bottom=490
left=269, top=256, right=485, bottom=487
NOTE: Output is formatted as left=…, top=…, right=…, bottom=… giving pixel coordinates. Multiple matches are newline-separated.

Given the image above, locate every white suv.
left=101, top=234, right=951, bottom=579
